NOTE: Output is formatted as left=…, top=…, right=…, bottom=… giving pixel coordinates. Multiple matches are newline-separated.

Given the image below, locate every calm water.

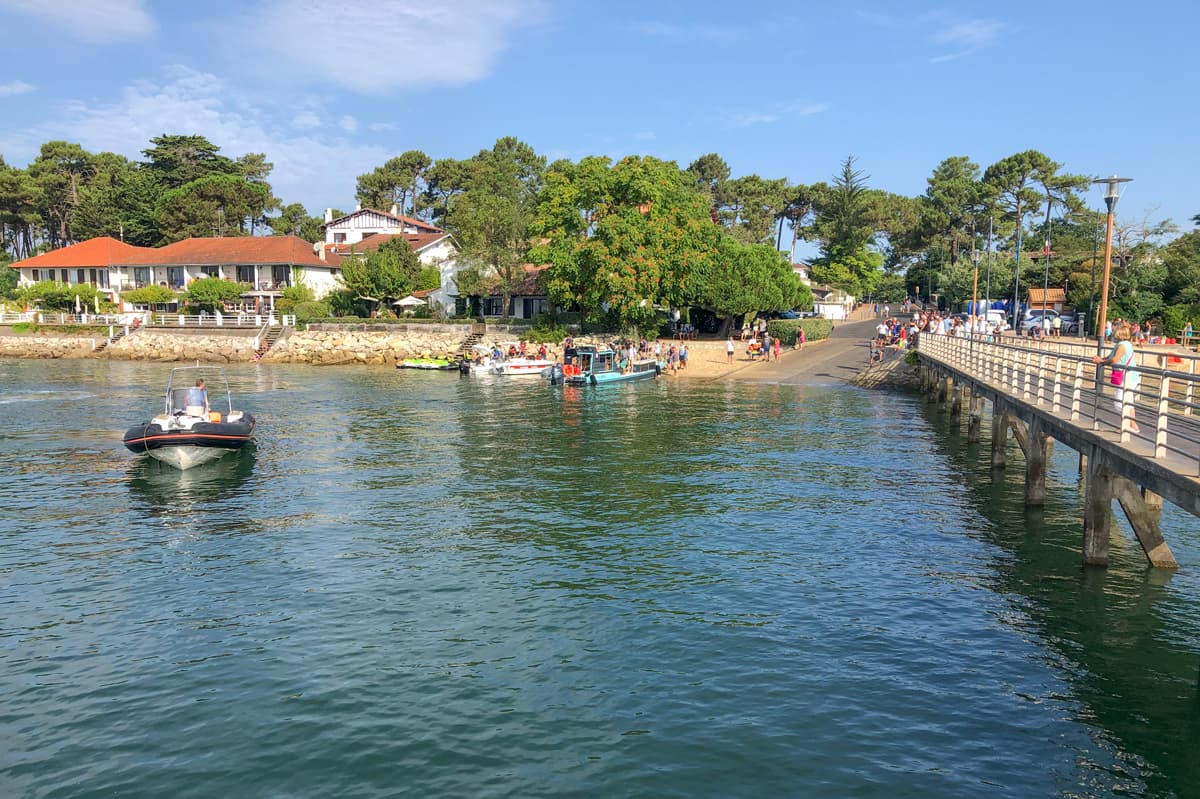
left=2, top=358, right=1199, bottom=798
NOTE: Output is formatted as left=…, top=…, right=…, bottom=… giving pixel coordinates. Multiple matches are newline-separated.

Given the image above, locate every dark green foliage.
left=182, top=277, right=247, bottom=312
left=18, top=279, right=105, bottom=311
left=122, top=285, right=178, bottom=305
left=417, top=267, right=441, bottom=291
left=293, top=301, right=331, bottom=323
left=767, top=317, right=833, bottom=345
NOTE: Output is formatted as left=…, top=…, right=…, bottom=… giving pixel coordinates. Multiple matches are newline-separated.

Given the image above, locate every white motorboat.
left=492, top=358, right=554, bottom=377
left=123, top=365, right=255, bottom=470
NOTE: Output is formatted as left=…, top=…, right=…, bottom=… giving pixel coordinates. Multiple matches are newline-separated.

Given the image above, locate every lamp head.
left=1092, top=175, right=1131, bottom=209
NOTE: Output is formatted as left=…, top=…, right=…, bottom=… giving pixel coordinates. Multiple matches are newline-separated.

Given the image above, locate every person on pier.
left=1092, top=322, right=1141, bottom=434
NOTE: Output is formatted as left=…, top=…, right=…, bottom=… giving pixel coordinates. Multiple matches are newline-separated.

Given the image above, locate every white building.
left=322, top=205, right=462, bottom=313
left=8, top=235, right=343, bottom=307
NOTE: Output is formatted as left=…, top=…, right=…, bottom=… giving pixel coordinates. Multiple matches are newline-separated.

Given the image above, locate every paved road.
left=726, top=318, right=881, bottom=385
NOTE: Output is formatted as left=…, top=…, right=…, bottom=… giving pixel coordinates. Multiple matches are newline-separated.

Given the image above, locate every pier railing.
left=918, top=332, right=1200, bottom=475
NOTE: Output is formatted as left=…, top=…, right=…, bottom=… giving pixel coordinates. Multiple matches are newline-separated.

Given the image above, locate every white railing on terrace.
left=4, top=311, right=294, bottom=327
left=150, top=313, right=295, bottom=327
left=918, top=332, right=1200, bottom=476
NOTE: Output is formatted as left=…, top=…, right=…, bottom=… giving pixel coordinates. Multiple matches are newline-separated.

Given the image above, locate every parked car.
left=1020, top=309, right=1058, bottom=333
left=1057, top=313, right=1080, bottom=335
left=797, top=311, right=824, bottom=319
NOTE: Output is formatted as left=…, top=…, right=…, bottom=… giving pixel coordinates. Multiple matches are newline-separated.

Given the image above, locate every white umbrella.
left=393, top=295, right=426, bottom=307
left=74, top=294, right=81, bottom=313
left=94, top=295, right=100, bottom=314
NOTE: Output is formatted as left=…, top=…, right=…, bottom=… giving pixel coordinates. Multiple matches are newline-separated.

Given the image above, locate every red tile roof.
left=125, top=236, right=339, bottom=267
left=9, top=237, right=144, bottom=269
left=487, top=264, right=548, bottom=297
left=328, top=232, right=449, bottom=256
left=324, top=207, right=444, bottom=235
left=1027, top=287, right=1067, bottom=304
left=10, top=235, right=343, bottom=270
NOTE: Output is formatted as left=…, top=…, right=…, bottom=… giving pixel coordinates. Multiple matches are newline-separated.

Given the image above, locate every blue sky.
left=0, top=0, right=1196, bottom=242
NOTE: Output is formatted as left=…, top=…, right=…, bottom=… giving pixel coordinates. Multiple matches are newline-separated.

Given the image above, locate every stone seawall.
left=106, top=330, right=260, bottom=362
left=0, top=326, right=504, bottom=366
left=0, top=334, right=98, bottom=359
left=267, top=329, right=472, bottom=366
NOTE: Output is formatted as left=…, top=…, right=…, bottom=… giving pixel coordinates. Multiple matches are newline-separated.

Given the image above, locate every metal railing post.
left=1155, top=375, right=1170, bottom=459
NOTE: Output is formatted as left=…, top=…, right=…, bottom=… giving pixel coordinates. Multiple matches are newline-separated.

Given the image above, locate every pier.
left=917, top=333, right=1200, bottom=569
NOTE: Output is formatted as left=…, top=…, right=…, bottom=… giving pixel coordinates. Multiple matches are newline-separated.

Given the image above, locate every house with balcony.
left=321, top=204, right=461, bottom=313
left=9, top=235, right=343, bottom=311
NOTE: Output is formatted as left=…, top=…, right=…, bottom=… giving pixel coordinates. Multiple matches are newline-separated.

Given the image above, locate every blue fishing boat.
left=556, top=345, right=659, bottom=386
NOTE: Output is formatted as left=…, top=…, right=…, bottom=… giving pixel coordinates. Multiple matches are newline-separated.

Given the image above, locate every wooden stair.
left=454, top=330, right=486, bottom=362
left=94, top=325, right=130, bottom=353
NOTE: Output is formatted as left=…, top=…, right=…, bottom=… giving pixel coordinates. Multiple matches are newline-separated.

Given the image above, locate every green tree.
left=717, top=174, right=789, bottom=245
left=532, top=154, right=723, bottom=332
left=356, top=150, right=432, bottom=217
left=338, top=238, right=422, bottom=314
left=918, top=156, right=984, bottom=265
left=182, top=276, right=246, bottom=312
left=812, top=156, right=875, bottom=256
left=0, top=156, right=41, bottom=258
left=141, top=134, right=238, bottom=191
left=122, top=285, right=178, bottom=305
left=156, top=173, right=273, bottom=241
left=446, top=137, right=545, bottom=317
left=685, top=153, right=731, bottom=197
left=1162, top=230, right=1200, bottom=305
left=269, top=202, right=323, bottom=241
left=689, top=237, right=807, bottom=330
left=27, top=140, right=94, bottom=246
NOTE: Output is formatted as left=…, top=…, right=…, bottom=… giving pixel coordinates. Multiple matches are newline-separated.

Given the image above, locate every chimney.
left=324, top=208, right=333, bottom=223
left=354, top=201, right=361, bottom=212
left=389, top=203, right=398, bottom=217
left=319, top=243, right=326, bottom=262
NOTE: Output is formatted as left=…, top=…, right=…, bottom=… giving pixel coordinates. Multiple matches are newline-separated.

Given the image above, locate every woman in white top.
left=1092, top=322, right=1140, bottom=433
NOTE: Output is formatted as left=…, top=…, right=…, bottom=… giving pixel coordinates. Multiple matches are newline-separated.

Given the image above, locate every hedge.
left=766, top=318, right=834, bottom=346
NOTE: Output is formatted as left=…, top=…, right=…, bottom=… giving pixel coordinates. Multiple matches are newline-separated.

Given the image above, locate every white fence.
left=918, top=332, right=1200, bottom=474
left=2, top=311, right=295, bottom=327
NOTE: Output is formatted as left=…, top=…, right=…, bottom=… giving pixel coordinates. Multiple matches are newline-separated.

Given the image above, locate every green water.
left=1, top=359, right=1198, bottom=798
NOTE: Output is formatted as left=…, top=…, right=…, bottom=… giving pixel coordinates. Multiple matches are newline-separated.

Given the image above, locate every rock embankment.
left=850, top=352, right=921, bottom=390
left=269, top=328, right=493, bottom=366
left=106, top=331, right=259, bottom=362
left=0, top=334, right=97, bottom=359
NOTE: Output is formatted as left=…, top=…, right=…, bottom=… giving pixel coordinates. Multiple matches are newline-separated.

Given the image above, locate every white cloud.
left=724, top=100, right=827, bottom=128
left=929, top=17, right=1004, bottom=62
left=292, top=111, right=321, bottom=130
left=368, top=122, right=397, bottom=133
left=339, top=115, right=358, bottom=133
left=235, top=0, right=546, bottom=93
left=0, top=0, right=154, bottom=42
left=0, top=80, right=36, bottom=97
left=1, top=66, right=389, bottom=213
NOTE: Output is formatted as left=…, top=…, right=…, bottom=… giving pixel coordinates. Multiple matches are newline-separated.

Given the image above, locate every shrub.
left=1161, top=304, right=1200, bottom=337
left=766, top=318, right=833, bottom=345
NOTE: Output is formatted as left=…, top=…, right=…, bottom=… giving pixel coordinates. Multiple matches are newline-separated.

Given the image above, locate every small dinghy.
left=123, top=366, right=255, bottom=470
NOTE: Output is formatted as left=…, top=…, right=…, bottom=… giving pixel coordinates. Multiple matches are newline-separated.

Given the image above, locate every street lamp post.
left=1093, top=175, right=1132, bottom=352
left=984, top=216, right=993, bottom=312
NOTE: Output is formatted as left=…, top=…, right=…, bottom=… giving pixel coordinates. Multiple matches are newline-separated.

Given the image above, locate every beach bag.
left=1110, top=368, right=1124, bottom=387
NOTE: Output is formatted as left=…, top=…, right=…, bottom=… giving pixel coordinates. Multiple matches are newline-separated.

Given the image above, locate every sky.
left=0, top=0, right=1196, bottom=246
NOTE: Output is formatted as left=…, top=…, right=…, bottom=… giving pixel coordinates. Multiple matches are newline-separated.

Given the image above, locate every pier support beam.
left=1083, top=448, right=1113, bottom=566
left=1024, top=416, right=1050, bottom=506
left=1113, top=480, right=1178, bottom=568
left=938, top=375, right=952, bottom=413
left=967, top=393, right=984, bottom=443
left=991, top=407, right=1008, bottom=468
left=949, top=383, right=963, bottom=421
